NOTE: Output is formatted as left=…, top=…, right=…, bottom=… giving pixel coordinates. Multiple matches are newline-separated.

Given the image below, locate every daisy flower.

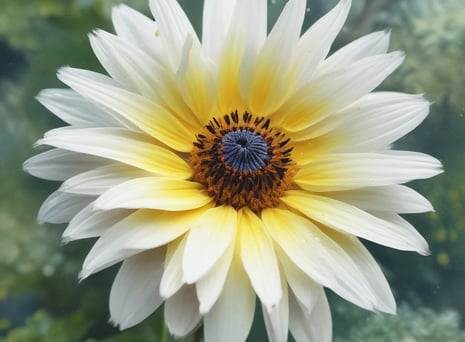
left=24, top=0, right=442, bottom=341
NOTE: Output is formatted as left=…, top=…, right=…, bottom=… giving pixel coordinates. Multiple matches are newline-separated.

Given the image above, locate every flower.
left=24, top=0, right=443, bottom=341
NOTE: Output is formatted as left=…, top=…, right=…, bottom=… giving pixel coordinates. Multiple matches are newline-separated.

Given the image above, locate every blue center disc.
left=222, top=129, right=268, bottom=172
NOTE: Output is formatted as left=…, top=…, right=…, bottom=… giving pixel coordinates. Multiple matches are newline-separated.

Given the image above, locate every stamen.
left=222, top=130, right=268, bottom=172
left=190, top=111, right=295, bottom=212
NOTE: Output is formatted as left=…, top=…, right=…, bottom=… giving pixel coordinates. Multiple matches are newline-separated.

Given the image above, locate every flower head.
left=25, top=0, right=442, bottom=341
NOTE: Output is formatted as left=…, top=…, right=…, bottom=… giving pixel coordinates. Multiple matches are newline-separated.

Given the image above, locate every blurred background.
left=1, top=0, right=464, bottom=341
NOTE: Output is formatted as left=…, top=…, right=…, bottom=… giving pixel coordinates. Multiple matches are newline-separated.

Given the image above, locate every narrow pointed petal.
left=38, top=127, right=192, bottom=178
left=289, top=289, right=332, bottom=342
left=291, top=0, right=351, bottom=87
left=324, top=229, right=396, bottom=313
left=262, top=275, right=289, bottom=342
left=149, top=0, right=199, bottom=71
left=24, top=149, right=109, bottom=181
left=283, top=191, right=430, bottom=255
left=196, top=242, right=235, bottom=314
left=60, top=164, right=150, bottom=196
left=332, top=92, right=430, bottom=152
left=202, top=0, right=237, bottom=63
left=315, top=30, right=391, bottom=77
left=204, top=257, right=255, bottom=342
left=63, top=205, right=132, bottom=243
left=277, top=52, right=405, bottom=132
left=109, top=248, right=165, bottom=330
left=328, top=185, right=434, bottom=214
left=294, top=152, right=443, bottom=191
left=88, top=30, right=194, bottom=121
left=94, top=178, right=211, bottom=211
left=37, top=89, right=120, bottom=127
left=38, top=191, right=94, bottom=224
left=80, top=207, right=208, bottom=278
left=112, top=4, right=165, bottom=64
left=160, top=236, right=187, bottom=299
left=164, top=285, right=202, bottom=338
left=262, top=208, right=379, bottom=310
left=177, top=36, right=216, bottom=124
left=183, top=205, right=237, bottom=284
left=238, top=208, right=282, bottom=310
left=214, top=0, right=266, bottom=114
left=278, top=251, right=321, bottom=312
left=58, top=67, right=196, bottom=152
left=244, top=0, right=306, bottom=114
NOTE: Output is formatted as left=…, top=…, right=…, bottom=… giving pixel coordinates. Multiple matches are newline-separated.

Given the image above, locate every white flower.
left=24, top=0, right=442, bottom=341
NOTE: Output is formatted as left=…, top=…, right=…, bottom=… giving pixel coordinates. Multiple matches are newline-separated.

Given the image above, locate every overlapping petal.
left=238, top=207, right=282, bottom=310
left=109, top=248, right=165, bottom=329
left=282, top=191, right=430, bottom=254
left=203, top=256, right=255, bottom=342
left=38, top=127, right=192, bottom=178
left=182, top=205, right=237, bottom=284
left=24, top=148, right=110, bottom=181
left=80, top=207, right=208, bottom=278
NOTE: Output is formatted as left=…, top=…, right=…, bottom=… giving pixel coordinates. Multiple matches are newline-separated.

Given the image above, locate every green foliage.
left=333, top=299, right=465, bottom=342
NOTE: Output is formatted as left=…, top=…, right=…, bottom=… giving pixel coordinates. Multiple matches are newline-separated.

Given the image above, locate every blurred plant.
left=384, top=0, right=465, bottom=157
left=333, top=298, right=465, bottom=342
left=389, top=0, right=465, bottom=111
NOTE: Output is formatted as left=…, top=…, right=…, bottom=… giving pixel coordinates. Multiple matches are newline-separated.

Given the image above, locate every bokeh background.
left=1, top=0, right=464, bottom=341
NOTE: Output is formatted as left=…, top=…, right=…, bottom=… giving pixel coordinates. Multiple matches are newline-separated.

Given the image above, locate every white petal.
left=38, top=127, right=192, bottom=178
left=289, top=289, right=332, bottom=342
left=282, top=191, right=430, bottom=255
left=109, top=248, right=165, bottom=330
left=278, top=52, right=405, bottom=132
left=244, top=0, right=306, bottom=114
left=57, top=67, right=196, bottom=152
left=63, top=204, right=132, bottom=243
left=60, top=164, right=150, bottom=196
left=328, top=185, right=434, bottom=214
left=89, top=30, right=182, bottom=106
left=204, top=258, right=255, bottom=342
left=278, top=251, right=321, bottom=312
left=294, top=152, right=443, bottom=191
left=24, top=148, right=110, bottom=181
left=262, top=208, right=377, bottom=311
left=160, top=235, right=187, bottom=299
left=315, top=30, right=391, bottom=77
left=202, top=0, right=237, bottom=63
left=262, top=275, right=289, bottom=342
left=112, top=4, right=165, bottom=65
left=332, top=92, right=430, bottom=152
left=37, top=89, right=120, bottom=127
left=196, top=242, right=234, bottom=314
left=292, top=0, right=351, bottom=87
left=94, top=178, right=211, bottom=211
left=176, top=35, right=216, bottom=124
left=324, top=229, right=396, bottom=313
left=376, top=212, right=431, bottom=255
left=236, top=0, right=268, bottom=100
left=38, top=191, right=94, bottom=224
left=149, top=0, right=199, bottom=71
left=80, top=207, right=208, bottom=279
left=238, top=208, right=281, bottom=310
left=183, top=205, right=237, bottom=284
left=164, top=285, right=202, bottom=338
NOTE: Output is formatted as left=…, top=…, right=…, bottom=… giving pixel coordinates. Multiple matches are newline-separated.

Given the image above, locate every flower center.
left=222, top=129, right=268, bottom=172
left=190, top=111, right=295, bottom=213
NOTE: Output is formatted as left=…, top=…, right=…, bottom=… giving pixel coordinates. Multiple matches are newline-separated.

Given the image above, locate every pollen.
left=190, top=111, right=295, bottom=213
